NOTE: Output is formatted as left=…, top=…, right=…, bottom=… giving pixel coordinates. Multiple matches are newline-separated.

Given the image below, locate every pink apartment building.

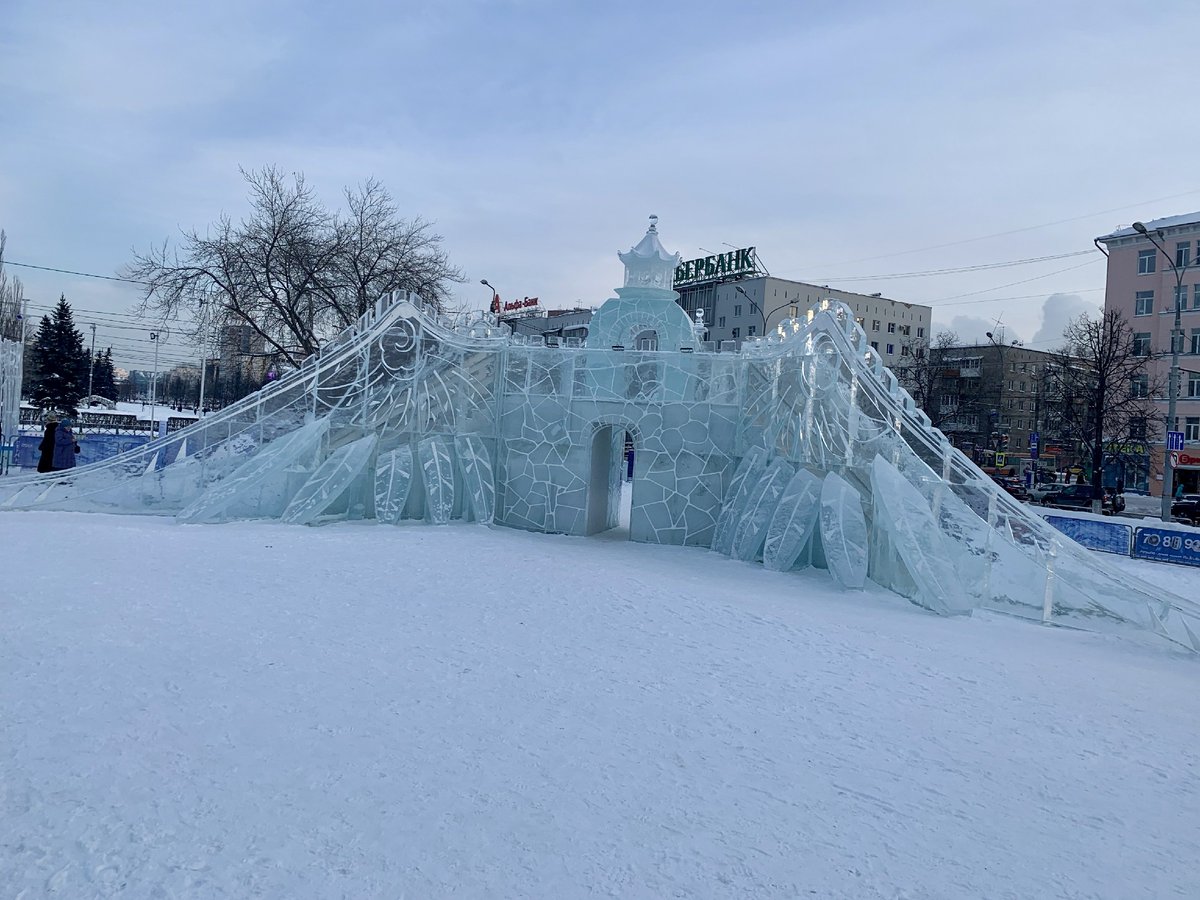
left=1097, top=213, right=1200, bottom=497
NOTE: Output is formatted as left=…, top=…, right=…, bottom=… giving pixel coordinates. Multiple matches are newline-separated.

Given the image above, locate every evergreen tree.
left=28, top=295, right=89, bottom=414
left=93, top=347, right=118, bottom=401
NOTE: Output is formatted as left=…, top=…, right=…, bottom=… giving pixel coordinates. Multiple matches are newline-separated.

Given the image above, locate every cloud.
left=940, top=315, right=1023, bottom=346
left=1031, top=293, right=1100, bottom=347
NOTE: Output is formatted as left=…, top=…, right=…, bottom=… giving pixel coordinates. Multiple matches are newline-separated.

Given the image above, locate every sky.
left=3, top=0, right=1200, bottom=372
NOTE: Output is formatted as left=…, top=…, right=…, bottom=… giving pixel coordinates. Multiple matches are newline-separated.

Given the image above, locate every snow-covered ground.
left=2, top=511, right=1198, bottom=898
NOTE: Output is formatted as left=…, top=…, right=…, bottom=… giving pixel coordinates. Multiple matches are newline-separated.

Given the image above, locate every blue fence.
left=1132, top=527, right=1200, bottom=568
left=1044, top=515, right=1132, bottom=555
left=11, top=433, right=154, bottom=470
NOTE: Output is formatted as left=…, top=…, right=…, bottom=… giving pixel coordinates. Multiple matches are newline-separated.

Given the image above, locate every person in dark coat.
left=37, top=413, right=80, bottom=473
left=36, top=412, right=59, bottom=473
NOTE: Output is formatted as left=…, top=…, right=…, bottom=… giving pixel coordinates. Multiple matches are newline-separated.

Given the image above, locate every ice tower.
left=2, top=218, right=1198, bottom=653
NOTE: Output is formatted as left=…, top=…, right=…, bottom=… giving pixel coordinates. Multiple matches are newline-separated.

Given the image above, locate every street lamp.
left=480, top=279, right=500, bottom=322
left=149, top=331, right=161, bottom=436
left=733, top=285, right=767, bottom=335
left=1132, top=221, right=1186, bottom=521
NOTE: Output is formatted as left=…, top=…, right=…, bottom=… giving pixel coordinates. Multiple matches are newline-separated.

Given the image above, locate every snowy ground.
left=2, top=511, right=1199, bottom=898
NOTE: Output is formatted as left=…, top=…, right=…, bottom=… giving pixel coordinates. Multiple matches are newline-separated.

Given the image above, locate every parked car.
left=1040, top=484, right=1125, bottom=514
left=1027, top=481, right=1060, bottom=503
left=1172, top=494, right=1200, bottom=525
left=991, top=475, right=1030, bottom=502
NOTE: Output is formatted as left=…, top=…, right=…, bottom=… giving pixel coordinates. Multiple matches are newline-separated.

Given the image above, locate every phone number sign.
left=1132, top=526, right=1200, bottom=568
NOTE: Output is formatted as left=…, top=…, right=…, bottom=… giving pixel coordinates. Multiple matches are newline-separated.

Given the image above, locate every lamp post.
left=1132, top=221, right=1186, bottom=521
left=86, top=323, right=97, bottom=404
left=481, top=279, right=500, bottom=323
left=149, top=331, right=160, bottom=436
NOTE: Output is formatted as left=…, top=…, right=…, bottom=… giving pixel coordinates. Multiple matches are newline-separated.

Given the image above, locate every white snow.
left=3, top=511, right=1199, bottom=898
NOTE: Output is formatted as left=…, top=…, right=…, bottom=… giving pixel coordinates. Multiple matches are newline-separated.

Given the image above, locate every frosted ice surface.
left=178, top=418, right=329, bottom=524
left=455, top=434, right=496, bottom=524
left=869, top=455, right=973, bottom=615
left=732, top=458, right=795, bottom=562
left=374, top=446, right=414, bottom=524
left=282, top=434, right=378, bottom=525
left=819, top=472, right=868, bottom=590
left=762, top=469, right=822, bottom=572
left=712, top=445, right=767, bottom=556
left=417, top=436, right=454, bottom=525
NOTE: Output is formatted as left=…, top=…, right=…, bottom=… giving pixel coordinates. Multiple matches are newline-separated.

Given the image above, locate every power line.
left=5, top=260, right=151, bottom=286
left=807, top=249, right=1096, bottom=283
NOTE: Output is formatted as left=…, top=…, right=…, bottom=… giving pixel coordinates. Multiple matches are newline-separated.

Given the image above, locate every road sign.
left=1029, top=431, right=1039, bottom=448
left=1171, top=451, right=1180, bottom=469
left=995, top=453, right=1006, bottom=467
left=1167, top=431, right=1185, bottom=451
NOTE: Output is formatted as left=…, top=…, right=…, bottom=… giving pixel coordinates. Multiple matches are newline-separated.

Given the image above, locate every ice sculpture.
left=374, top=446, right=414, bottom=524
left=417, top=436, right=454, bottom=525
left=762, top=469, right=823, bottom=572
left=732, top=458, right=795, bottom=562
left=712, top=446, right=767, bottom=557
left=0, top=336, right=21, bottom=449
left=869, top=456, right=970, bottom=615
left=3, top=218, right=1199, bottom=653
left=819, top=472, right=868, bottom=590
left=281, top=434, right=377, bottom=525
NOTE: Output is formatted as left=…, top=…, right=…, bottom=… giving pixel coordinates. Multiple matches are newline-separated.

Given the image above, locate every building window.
left=1130, top=418, right=1148, bottom=441
left=1135, top=290, right=1154, bottom=316
left=887, top=322, right=896, bottom=333
left=1019, top=381, right=1026, bottom=391
left=872, top=320, right=881, bottom=331
left=1176, top=284, right=1188, bottom=310
left=901, top=344, right=911, bottom=356
left=886, top=343, right=895, bottom=355
left=870, top=341, right=879, bottom=351
left=1133, top=332, right=1152, bottom=356
left=1131, top=374, right=1149, bottom=398
left=789, top=306, right=798, bottom=318
left=731, top=327, right=740, bottom=339
left=1194, top=284, right=1200, bottom=309
left=734, top=304, right=742, bottom=317
left=1191, top=328, right=1200, bottom=354
left=748, top=325, right=757, bottom=336
left=1177, top=242, right=1192, bottom=269
left=917, top=327, right=925, bottom=337
left=900, top=324, right=910, bottom=336
left=718, top=316, right=726, bottom=328
left=1189, top=372, right=1200, bottom=398
left=1138, top=249, right=1157, bottom=274
left=1187, top=417, right=1200, bottom=443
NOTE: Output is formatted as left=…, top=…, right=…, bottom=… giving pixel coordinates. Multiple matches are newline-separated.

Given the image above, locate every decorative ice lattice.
left=3, top=220, right=1199, bottom=654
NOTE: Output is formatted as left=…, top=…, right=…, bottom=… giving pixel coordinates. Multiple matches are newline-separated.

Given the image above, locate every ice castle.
left=3, top=219, right=1198, bottom=652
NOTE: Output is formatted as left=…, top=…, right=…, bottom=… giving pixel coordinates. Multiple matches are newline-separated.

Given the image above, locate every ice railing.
left=743, top=299, right=1200, bottom=651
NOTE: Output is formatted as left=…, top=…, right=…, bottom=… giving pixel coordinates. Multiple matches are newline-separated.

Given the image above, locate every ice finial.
left=618, top=216, right=680, bottom=291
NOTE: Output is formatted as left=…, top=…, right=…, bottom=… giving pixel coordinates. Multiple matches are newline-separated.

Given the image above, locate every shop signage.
left=1176, top=450, right=1200, bottom=468
left=1103, top=441, right=1148, bottom=456
left=501, top=297, right=539, bottom=315
left=673, top=247, right=758, bottom=286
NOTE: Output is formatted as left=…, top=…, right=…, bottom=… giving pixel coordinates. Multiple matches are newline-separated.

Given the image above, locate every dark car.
left=1172, top=494, right=1200, bottom=525
left=1040, top=484, right=1124, bottom=514
left=991, top=475, right=1030, bottom=502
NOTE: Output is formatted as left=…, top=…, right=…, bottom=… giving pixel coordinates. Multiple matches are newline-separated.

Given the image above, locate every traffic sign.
left=1171, top=451, right=1180, bottom=469
left=1167, top=431, right=1185, bottom=451
left=1029, top=431, right=1039, bottom=448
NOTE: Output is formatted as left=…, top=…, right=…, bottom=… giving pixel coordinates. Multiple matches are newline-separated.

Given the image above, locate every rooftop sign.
left=673, top=247, right=759, bottom=287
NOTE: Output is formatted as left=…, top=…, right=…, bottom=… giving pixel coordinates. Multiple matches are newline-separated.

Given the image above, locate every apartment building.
left=1096, top=213, right=1200, bottom=495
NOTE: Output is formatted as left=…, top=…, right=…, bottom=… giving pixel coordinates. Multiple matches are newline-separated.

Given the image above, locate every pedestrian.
left=36, top=412, right=59, bottom=473
left=1076, top=471, right=1085, bottom=485
left=1176, top=482, right=1185, bottom=500
left=53, top=416, right=81, bottom=471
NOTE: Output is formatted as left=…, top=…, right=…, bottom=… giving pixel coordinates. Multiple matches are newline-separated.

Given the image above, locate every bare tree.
left=896, top=330, right=959, bottom=430
left=0, top=231, right=25, bottom=342
left=125, top=167, right=461, bottom=368
left=1052, top=309, right=1162, bottom=511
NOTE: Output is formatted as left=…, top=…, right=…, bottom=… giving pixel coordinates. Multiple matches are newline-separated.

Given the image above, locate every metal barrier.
left=1044, top=515, right=1132, bottom=555
left=1132, top=526, right=1200, bottom=568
